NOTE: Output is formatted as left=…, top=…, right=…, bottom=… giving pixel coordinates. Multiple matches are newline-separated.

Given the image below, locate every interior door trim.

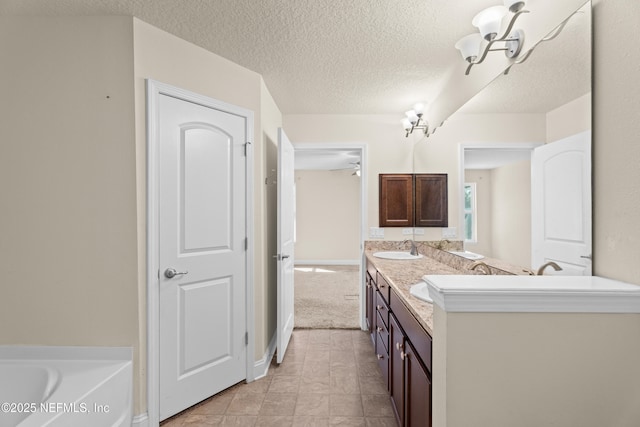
left=146, top=79, right=255, bottom=426
left=292, top=142, right=368, bottom=330
left=457, top=141, right=542, bottom=245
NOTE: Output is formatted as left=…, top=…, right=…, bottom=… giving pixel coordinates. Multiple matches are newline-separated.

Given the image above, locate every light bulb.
left=402, top=118, right=413, bottom=131
left=413, top=103, right=425, bottom=116
left=405, top=110, right=419, bottom=125
left=455, top=33, right=483, bottom=62
left=472, top=6, right=508, bottom=41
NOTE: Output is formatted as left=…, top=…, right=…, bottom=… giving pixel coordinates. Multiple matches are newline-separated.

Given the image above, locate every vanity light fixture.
left=455, top=0, right=530, bottom=75
left=351, top=161, right=361, bottom=177
left=402, top=102, right=429, bottom=137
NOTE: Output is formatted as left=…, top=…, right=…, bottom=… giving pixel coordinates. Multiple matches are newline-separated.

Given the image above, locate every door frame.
left=292, top=143, right=368, bottom=329
left=458, top=141, right=542, bottom=246
left=146, top=80, right=255, bottom=426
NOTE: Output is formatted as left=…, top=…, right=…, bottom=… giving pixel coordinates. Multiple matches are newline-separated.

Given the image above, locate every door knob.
left=580, top=254, right=592, bottom=260
left=164, top=268, right=188, bottom=279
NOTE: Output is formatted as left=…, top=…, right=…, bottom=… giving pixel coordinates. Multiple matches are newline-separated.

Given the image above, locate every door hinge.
left=245, top=237, right=248, bottom=251
left=245, top=332, right=249, bottom=345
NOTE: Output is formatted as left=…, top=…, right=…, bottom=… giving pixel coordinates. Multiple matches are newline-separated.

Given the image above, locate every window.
left=464, top=183, right=477, bottom=242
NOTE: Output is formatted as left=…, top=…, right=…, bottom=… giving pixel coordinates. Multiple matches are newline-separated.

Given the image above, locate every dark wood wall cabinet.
left=379, top=173, right=448, bottom=228
left=366, top=259, right=432, bottom=427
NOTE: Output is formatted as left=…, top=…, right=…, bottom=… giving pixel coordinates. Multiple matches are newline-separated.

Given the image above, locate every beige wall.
left=547, top=93, right=591, bottom=143
left=284, top=113, right=544, bottom=243
left=284, top=114, right=415, bottom=240
left=0, top=15, right=282, bottom=420
left=592, top=0, right=640, bottom=285
left=0, top=14, right=140, bottom=406
left=490, top=160, right=532, bottom=268
left=433, top=307, right=640, bottom=427
left=294, top=170, right=361, bottom=262
left=464, top=161, right=532, bottom=268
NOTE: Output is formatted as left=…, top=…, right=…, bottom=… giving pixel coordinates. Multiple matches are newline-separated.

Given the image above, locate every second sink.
left=373, top=251, right=424, bottom=260
left=409, top=281, right=433, bottom=303
left=448, top=250, right=484, bottom=260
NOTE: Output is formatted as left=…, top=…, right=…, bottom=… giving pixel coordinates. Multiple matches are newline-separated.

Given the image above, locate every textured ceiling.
left=0, top=0, right=590, bottom=115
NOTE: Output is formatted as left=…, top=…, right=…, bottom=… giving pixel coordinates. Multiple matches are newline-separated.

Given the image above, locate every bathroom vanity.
left=364, top=240, right=640, bottom=427
left=365, top=241, right=468, bottom=427
left=366, top=260, right=434, bottom=426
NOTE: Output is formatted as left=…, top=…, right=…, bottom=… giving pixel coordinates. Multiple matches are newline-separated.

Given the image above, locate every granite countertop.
left=364, top=242, right=460, bottom=336
left=364, top=240, right=529, bottom=336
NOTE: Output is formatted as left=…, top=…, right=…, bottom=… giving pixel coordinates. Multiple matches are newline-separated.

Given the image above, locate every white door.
left=532, top=131, right=592, bottom=275
left=276, top=128, right=295, bottom=364
left=158, top=93, right=247, bottom=419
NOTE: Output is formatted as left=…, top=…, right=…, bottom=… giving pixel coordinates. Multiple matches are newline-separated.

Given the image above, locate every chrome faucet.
left=402, top=239, right=420, bottom=256
left=536, top=261, right=563, bottom=276
left=469, top=260, right=491, bottom=275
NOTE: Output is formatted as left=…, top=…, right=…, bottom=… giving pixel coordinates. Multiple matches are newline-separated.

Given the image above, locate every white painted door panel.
left=158, top=94, right=246, bottom=420
left=532, top=131, right=592, bottom=275
left=277, top=128, right=295, bottom=364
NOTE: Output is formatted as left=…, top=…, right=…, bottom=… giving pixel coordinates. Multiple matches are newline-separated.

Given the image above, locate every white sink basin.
left=409, top=281, right=433, bottom=303
left=447, top=250, right=485, bottom=260
left=373, top=251, right=424, bottom=260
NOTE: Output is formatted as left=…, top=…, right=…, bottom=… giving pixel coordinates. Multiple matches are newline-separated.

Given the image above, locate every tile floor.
left=160, top=329, right=398, bottom=427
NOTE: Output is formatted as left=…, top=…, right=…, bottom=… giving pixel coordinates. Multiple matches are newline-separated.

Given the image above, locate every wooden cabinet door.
left=379, top=174, right=414, bottom=227
left=389, top=314, right=405, bottom=426
left=415, top=174, right=448, bottom=227
left=404, top=340, right=431, bottom=427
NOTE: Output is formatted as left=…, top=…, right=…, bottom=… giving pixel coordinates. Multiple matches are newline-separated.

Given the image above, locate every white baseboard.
left=132, top=412, right=149, bottom=427
left=294, top=259, right=360, bottom=266
left=253, top=332, right=276, bottom=380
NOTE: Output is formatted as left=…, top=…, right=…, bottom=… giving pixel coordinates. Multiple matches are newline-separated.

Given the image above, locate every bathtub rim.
left=0, top=345, right=132, bottom=361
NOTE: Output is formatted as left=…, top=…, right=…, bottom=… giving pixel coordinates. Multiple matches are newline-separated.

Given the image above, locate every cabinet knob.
left=377, top=326, right=383, bottom=332
left=396, top=342, right=403, bottom=351
left=400, top=351, right=407, bottom=361
left=377, top=354, right=384, bottom=360
left=376, top=305, right=383, bottom=310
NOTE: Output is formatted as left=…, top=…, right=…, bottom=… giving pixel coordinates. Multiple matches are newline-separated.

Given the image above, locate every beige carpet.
left=294, top=265, right=360, bottom=329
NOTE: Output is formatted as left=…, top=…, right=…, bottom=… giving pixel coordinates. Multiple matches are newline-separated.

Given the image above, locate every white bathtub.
left=0, top=346, right=132, bottom=427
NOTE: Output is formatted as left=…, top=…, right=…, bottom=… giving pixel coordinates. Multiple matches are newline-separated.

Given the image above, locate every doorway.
left=146, top=80, right=255, bottom=424
left=293, top=144, right=368, bottom=329
left=459, top=143, right=540, bottom=267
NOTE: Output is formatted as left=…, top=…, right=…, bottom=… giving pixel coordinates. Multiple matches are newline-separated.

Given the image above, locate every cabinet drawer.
left=376, top=272, right=391, bottom=303
left=375, top=311, right=389, bottom=353
left=390, top=288, right=432, bottom=373
left=375, top=290, right=389, bottom=329
left=375, top=331, right=389, bottom=388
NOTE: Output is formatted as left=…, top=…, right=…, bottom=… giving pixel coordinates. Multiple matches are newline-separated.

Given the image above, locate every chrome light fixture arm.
left=465, top=9, right=530, bottom=75
left=405, top=117, right=429, bottom=137
left=402, top=103, right=429, bottom=137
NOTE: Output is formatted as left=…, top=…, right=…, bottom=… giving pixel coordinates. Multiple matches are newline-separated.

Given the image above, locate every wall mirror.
left=413, top=1, right=591, bottom=271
